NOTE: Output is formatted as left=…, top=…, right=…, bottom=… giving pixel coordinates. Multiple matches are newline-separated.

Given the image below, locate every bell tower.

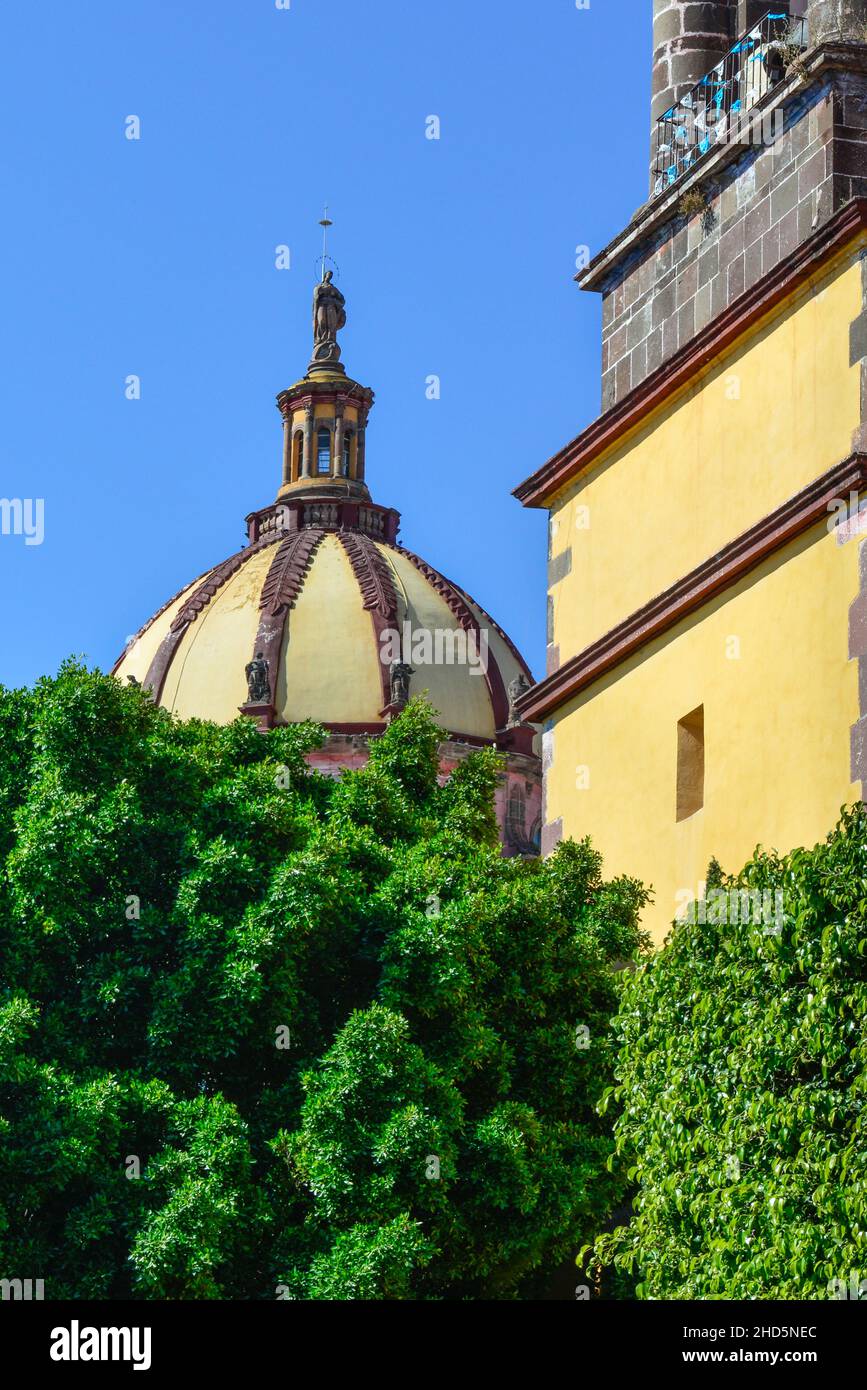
left=649, top=0, right=736, bottom=194
left=576, top=0, right=867, bottom=417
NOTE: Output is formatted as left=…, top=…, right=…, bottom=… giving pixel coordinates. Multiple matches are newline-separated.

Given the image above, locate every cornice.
left=514, top=199, right=867, bottom=509
left=516, top=452, right=867, bottom=723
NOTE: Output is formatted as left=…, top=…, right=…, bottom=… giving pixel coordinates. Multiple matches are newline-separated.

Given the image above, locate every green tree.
left=0, top=661, right=646, bottom=1300
left=591, top=806, right=867, bottom=1299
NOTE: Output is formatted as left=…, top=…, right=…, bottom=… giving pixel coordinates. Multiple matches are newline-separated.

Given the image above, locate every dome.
left=114, top=518, right=534, bottom=746
left=113, top=259, right=541, bottom=853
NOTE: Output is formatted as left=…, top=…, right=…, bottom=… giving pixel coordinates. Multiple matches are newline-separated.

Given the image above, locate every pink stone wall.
left=306, top=734, right=542, bottom=856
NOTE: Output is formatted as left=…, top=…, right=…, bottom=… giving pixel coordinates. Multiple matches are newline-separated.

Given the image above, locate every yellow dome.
left=113, top=267, right=542, bottom=852
left=112, top=259, right=542, bottom=868
left=114, top=521, right=533, bottom=745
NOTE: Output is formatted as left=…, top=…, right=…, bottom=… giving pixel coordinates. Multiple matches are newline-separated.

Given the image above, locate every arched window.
left=316, top=428, right=331, bottom=474
left=293, top=433, right=304, bottom=479
left=342, top=431, right=352, bottom=477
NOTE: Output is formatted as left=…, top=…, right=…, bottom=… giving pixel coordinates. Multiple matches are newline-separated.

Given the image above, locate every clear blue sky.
left=0, top=0, right=650, bottom=689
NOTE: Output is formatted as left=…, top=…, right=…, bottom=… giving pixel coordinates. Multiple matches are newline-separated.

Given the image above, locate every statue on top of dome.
left=311, top=271, right=346, bottom=364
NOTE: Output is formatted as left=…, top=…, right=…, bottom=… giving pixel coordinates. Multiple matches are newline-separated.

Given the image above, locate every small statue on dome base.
left=246, top=652, right=271, bottom=704
left=389, top=659, right=414, bottom=709
left=507, top=672, right=531, bottom=726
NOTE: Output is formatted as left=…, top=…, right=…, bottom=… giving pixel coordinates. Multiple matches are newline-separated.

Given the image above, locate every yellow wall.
left=545, top=522, right=862, bottom=941
left=548, top=242, right=864, bottom=658
left=542, top=235, right=867, bottom=942
left=277, top=534, right=384, bottom=723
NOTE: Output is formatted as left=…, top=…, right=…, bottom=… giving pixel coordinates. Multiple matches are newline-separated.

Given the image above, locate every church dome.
left=114, top=520, right=533, bottom=745
left=113, top=259, right=540, bottom=850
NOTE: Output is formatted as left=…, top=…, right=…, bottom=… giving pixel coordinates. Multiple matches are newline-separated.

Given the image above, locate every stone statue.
left=312, top=271, right=346, bottom=362
left=389, top=659, right=414, bottom=708
left=245, top=651, right=271, bottom=704
left=507, top=672, right=531, bottom=724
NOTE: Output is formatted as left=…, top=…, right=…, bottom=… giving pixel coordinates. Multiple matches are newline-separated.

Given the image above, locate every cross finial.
left=318, top=206, right=333, bottom=282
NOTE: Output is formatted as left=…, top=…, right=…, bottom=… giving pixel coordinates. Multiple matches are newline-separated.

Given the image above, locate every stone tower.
left=589, top=0, right=866, bottom=415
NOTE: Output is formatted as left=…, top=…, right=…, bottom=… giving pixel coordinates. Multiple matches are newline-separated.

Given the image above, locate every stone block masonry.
left=598, top=55, right=867, bottom=413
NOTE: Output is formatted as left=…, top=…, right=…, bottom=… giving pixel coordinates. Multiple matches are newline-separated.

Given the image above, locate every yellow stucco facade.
left=537, top=233, right=867, bottom=942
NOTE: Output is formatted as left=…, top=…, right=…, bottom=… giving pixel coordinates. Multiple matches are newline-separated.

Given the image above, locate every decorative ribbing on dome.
left=453, top=587, right=534, bottom=684
left=110, top=565, right=213, bottom=675
left=144, top=535, right=279, bottom=703
left=338, top=532, right=400, bottom=711
left=249, top=527, right=327, bottom=710
left=170, top=541, right=271, bottom=633
left=395, top=546, right=511, bottom=731
left=260, top=527, right=326, bottom=618
left=396, top=546, right=475, bottom=633
left=338, top=532, right=398, bottom=620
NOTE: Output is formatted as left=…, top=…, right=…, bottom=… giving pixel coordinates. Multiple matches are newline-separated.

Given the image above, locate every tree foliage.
left=591, top=806, right=867, bottom=1299
left=0, top=660, right=646, bottom=1299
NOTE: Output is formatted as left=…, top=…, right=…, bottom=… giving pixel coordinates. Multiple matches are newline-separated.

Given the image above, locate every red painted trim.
left=260, top=527, right=325, bottom=619
left=144, top=536, right=279, bottom=704
left=517, top=453, right=867, bottom=724
left=454, top=585, right=534, bottom=685
left=143, top=629, right=188, bottom=708
left=339, top=532, right=398, bottom=620
left=276, top=382, right=374, bottom=419
left=252, top=527, right=326, bottom=709
left=514, top=199, right=867, bottom=509
left=338, top=531, right=400, bottom=710
left=396, top=546, right=512, bottom=730
left=111, top=565, right=213, bottom=674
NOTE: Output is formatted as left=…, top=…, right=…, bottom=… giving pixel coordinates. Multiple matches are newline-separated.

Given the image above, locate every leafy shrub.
left=0, top=661, right=647, bottom=1299
left=591, top=806, right=867, bottom=1299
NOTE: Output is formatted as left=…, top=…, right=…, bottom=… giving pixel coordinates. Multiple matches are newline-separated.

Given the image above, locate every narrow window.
left=676, top=705, right=704, bottom=821
left=294, top=433, right=304, bottom=478
left=342, top=431, right=352, bottom=476
left=316, top=428, right=331, bottom=474
left=507, top=785, right=526, bottom=841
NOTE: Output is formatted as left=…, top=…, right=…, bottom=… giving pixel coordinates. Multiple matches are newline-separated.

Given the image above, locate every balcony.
left=246, top=497, right=400, bottom=545
left=652, top=10, right=809, bottom=198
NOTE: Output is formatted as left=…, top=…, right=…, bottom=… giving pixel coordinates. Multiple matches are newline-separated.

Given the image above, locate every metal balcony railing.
left=652, top=10, right=809, bottom=198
